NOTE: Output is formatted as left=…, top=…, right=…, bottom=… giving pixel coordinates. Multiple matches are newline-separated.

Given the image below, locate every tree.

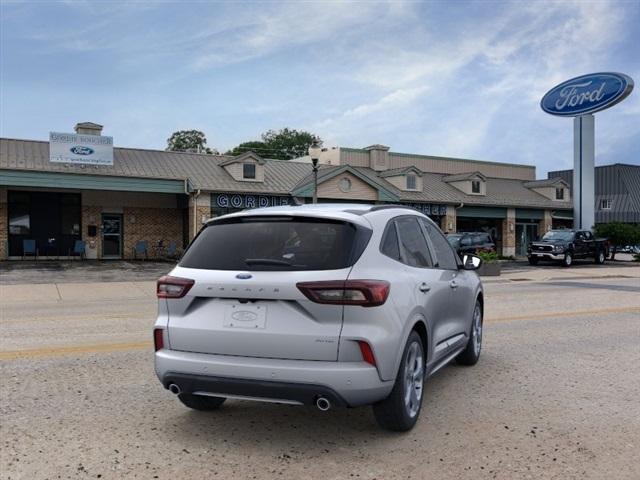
left=226, top=128, right=322, bottom=160
left=166, top=130, right=217, bottom=154
left=594, top=222, right=640, bottom=260
left=225, top=141, right=268, bottom=157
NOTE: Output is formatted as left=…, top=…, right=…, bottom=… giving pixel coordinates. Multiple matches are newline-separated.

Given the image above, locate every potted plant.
left=476, top=251, right=501, bottom=276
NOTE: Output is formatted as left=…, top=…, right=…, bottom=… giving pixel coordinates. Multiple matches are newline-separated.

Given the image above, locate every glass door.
left=102, top=214, right=123, bottom=259
left=516, top=223, right=539, bottom=257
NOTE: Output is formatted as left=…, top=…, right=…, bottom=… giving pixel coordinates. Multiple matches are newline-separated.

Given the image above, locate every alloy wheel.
left=472, top=303, right=483, bottom=356
left=403, top=341, right=424, bottom=418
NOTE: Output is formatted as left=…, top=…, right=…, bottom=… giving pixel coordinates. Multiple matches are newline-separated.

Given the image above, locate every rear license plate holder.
left=223, top=304, right=267, bottom=329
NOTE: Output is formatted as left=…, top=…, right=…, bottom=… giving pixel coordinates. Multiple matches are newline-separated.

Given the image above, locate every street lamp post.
left=308, top=140, right=322, bottom=204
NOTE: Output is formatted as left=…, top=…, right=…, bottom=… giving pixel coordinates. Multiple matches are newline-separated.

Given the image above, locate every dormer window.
left=555, top=187, right=564, bottom=200
left=243, top=163, right=256, bottom=179
left=471, top=180, right=481, bottom=194
left=406, top=174, right=417, bottom=190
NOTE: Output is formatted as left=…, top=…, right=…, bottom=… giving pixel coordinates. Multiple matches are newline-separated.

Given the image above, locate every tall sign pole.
left=541, top=72, right=633, bottom=230
left=573, top=114, right=595, bottom=229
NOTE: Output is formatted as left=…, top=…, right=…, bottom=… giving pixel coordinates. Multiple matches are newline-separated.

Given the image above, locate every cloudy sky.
left=1, top=0, right=638, bottom=176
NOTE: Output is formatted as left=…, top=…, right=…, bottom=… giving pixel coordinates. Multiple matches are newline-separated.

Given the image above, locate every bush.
left=477, top=251, right=499, bottom=263
left=593, top=223, right=640, bottom=260
left=633, top=253, right=640, bottom=262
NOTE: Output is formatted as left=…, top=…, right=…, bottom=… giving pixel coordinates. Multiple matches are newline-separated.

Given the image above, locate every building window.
left=338, top=177, right=352, bottom=193
left=600, top=199, right=612, bottom=210
left=406, top=174, right=417, bottom=190
left=555, top=188, right=564, bottom=200
left=243, top=163, right=256, bottom=179
left=8, top=192, right=30, bottom=234
left=471, top=180, right=481, bottom=194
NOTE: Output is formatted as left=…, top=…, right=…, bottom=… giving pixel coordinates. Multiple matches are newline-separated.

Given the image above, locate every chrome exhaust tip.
left=316, top=397, right=331, bottom=411
left=168, top=383, right=181, bottom=395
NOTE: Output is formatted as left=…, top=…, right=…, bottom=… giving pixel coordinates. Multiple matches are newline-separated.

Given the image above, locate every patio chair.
left=69, top=240, right=86, bottom=260
left=22, top=239, right=38, bottom=260
left=166, top=240, right=179, bottom=259
left=133, top=240, right=149, bottom=260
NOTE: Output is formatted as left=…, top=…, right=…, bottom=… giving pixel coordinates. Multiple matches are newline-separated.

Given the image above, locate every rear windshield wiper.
left=244, top=258, right=293, bottom=267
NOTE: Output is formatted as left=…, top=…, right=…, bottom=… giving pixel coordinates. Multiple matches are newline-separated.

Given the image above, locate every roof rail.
left=368, top=205, right=421, bottom=213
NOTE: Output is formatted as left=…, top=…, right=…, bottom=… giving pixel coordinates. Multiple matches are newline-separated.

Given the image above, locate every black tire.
left=561, top=252, right=573, bottom=267
left=456, top=300, right=483, bottom=366
left=595, top=250, right=606, bottom=265
left=528, top=256, right=539, bottom=265
left=373, top=331, right=425, bottom=432
left=178, top=393, right=226, bottom=411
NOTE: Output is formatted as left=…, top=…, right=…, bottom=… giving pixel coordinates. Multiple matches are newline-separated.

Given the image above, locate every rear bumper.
left=155, top=349, right=394, bottom=407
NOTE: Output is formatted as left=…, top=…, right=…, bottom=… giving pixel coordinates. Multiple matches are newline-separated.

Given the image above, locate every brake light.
left=296, top=280, right=390, bottom=307
left=157, top=276, right=194, bottom=298
left=358, top=341, right=376, bottom=366
left=153, top=328, right=164, bottom=351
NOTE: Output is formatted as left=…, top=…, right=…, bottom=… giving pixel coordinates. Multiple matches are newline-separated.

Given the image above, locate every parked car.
left=446, top=232, right=496, bottom=257
left=527, top=230, right=608, bottom=267
left=154, top=204, right=484, bottom=431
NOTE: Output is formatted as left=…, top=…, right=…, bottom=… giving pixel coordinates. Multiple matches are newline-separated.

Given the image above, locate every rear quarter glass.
left=179, top=216, right=372, bottom=271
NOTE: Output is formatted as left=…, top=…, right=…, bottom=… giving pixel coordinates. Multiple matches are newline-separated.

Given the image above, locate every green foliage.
left=633, top=252, right=640, bottom=262
left=226, top=128, right=322, bottom=160
left=477, top=251, right=499, bottom=263
left=594, top=223, right=640, bottom=259
left=166, top=130, right=216, bottom=154
left=594, top=222, right=640, bottom=245
left=225, top=141, right=269, bottom=157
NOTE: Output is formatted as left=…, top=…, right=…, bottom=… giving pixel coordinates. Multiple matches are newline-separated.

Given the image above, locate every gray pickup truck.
left=527, top=230, right=609, bottom=267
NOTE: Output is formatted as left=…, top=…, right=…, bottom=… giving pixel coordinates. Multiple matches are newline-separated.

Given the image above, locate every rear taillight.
left=358, top=341, right=377, bottom=366
left=157, top=275, right=194, bottom=299
left=296, top=280, right=390, bottom=307
left=153, top=328, right=164, bottom=351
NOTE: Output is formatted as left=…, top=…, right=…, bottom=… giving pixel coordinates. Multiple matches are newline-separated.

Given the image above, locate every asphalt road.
left=1, top=268, right=639, bottom=479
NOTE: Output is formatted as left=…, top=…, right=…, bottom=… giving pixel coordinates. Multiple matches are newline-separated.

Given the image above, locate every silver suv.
left=154, top=204, right=484, bottom=431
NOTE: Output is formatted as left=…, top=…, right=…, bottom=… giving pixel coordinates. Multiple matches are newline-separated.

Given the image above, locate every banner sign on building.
left=400, top=203, right=448, bottom=216
left=213, top=193, right=292, bottom=210
left=49, top=132, right=114, bottom=166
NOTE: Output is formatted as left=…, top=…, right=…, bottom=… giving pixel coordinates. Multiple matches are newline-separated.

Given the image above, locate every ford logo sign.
left=70, top=146, right=95, bottom=155
left=236, top=273, right=252, bottom=279
left=541, top=72, right=634, bottom=117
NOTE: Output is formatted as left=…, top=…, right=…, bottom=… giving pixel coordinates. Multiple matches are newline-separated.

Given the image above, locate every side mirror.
left=462, top=254, right=482, bottom=270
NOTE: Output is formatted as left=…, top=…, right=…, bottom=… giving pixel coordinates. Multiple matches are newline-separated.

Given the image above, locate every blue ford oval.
left=541, top=72, right=634, bottom=117
left=70, top=146, right=95, bottom=155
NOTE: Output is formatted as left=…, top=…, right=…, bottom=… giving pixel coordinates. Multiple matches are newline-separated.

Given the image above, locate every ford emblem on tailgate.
left=231, top=311, right=258, bottom=322
left=70, top=146, right=95, bottom=155
left=236, top=273, right=252, bottom=279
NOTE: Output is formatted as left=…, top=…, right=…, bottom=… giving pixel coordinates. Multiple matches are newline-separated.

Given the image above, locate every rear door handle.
left=449, top=280, right=458, bottom=289
left=419, top=283, right=431, bottom=293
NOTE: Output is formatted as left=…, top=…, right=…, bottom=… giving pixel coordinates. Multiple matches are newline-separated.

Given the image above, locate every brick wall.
left=123, top=206, right=183, bottom=260
left=0, top=188, right=7, bottom=260
left=440, top=205, right=457, bottom=233
left=539, top=210, right=553, bottom=236
left=188, top=192, right=211, bottom=240
left=501, top=208, right=516, bottom=257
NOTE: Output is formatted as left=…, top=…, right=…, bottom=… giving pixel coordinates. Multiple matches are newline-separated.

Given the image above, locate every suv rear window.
left=180, top=217, right=369, bottom=271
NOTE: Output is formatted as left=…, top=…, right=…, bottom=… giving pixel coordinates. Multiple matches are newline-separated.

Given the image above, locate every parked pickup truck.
left=527, top=230, right=608, bottom=267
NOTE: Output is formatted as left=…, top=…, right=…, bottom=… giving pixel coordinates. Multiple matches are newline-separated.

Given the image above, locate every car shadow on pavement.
left=163, top=361, right=481, bottom=452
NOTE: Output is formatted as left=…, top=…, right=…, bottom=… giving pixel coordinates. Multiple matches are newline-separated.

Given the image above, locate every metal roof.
left=1, top=137, right=572, bottom=210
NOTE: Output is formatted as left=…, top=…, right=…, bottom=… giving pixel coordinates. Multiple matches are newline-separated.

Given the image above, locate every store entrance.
left=102, top=214, right=123, bottom=259
left=516, top=223, right=539, bottom=257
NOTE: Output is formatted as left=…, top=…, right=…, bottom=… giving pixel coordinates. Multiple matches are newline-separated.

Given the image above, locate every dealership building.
left=0, top=122, right=574, bottom=261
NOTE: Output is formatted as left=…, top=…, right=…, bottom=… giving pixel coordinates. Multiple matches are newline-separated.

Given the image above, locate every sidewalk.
left=482, top=262, right=640, bottom=283
left=0, top=260, right=173, bottom=285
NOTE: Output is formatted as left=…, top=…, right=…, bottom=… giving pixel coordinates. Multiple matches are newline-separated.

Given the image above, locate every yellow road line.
left=2, top=306, right=639, bottom=361
left=487, top=306, right=640, bottom=323
left=0, top=341, right=150, bottom=361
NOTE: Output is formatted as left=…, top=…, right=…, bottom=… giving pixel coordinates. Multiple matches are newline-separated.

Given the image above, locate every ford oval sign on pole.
left=541, top=72, right=634, bottom=230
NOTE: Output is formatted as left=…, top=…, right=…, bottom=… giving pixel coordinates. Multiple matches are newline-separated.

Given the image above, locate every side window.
left=575, top=232, right=584, bottom=241
left=584, top=231, right=593, bottom=241
left=380, top=221, right=401, bottom=261
left=460, top=235, right=472, bottom=247
left=422, top=220, right=459, bottom=270
left=395, top=217, right=433, bottom=268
